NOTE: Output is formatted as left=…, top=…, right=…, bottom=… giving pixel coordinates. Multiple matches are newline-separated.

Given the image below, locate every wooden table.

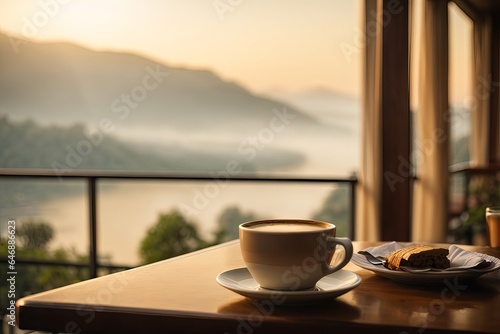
left=17, top=241, right=500, bottom=334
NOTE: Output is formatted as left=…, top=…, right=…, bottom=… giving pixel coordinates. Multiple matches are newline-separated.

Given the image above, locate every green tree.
left=1, top=220, right=88, bottom=327
left=139, top=210, right=207, bottom=264
left=17, top=219, right=54, bottom=251
left=312, top=186, right=351, bottom=237
left=214, top=206, right=258, bottom=242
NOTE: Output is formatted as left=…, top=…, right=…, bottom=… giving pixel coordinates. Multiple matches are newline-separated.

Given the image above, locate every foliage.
left=213, top=206, right=258, bottom=242
left=0, top=220, right=88, bottom=323
left=139, top=210, right=209, bottom=264
left=452, top=174, right=500, bottom=243
left=312, top=186, right=351, bottom=237
left=137, top=188, right=354, bottom=265
left=16, top=219, right=54, bottom=251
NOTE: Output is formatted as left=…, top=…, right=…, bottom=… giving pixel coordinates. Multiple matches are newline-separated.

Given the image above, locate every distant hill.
left=0, top=116, right=304, bottom=173
left=0, top=116, right=305, bottom=214
left=0, top=32, right=329, bottom=136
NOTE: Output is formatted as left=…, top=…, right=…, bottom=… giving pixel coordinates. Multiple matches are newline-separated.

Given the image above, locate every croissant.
left=384, top=245, right=450, bottom=271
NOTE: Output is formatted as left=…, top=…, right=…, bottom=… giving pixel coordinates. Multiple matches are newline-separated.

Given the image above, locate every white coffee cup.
left=239, top=219, right=353, bottom=291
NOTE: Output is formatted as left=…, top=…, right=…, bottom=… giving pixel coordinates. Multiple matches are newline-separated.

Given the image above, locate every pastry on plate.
left=384, top=245, right=450, bottom=271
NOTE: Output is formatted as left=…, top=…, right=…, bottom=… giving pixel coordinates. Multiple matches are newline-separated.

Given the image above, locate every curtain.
left=470, top=16, right=492, bottom=166
left=356, top=0, right=382, bottom=241
left=412, top=0, right=449, bottom=242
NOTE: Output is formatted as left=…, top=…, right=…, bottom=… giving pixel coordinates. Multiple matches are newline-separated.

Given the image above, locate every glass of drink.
left=486, top=207, right=500, bottom=247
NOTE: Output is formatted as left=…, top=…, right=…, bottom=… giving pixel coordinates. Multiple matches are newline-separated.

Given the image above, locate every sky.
left=0, top=0, right=363, bottom=96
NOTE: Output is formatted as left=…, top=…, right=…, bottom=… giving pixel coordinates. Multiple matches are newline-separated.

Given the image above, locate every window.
left=448, top=2, right=473, bottom=166
left=0, top=1, right=361, bottom=270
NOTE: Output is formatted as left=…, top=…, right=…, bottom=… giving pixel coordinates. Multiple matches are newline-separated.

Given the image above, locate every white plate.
left=351, top=251, right=500, bottom=285
left=216, top=268, right=361, bottom=305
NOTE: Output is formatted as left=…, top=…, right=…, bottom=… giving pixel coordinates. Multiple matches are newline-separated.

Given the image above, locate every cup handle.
left=325, top=237, right=353, bottom=274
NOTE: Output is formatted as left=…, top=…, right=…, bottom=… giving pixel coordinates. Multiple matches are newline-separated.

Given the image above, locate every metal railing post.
left=88, top=177, right=98, bottom=278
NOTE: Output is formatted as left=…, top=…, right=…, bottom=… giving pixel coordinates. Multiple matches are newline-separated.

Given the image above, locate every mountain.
left=0, top=32, right=362, bottom=180
left=0, top=32, right=329, bottom=136
left=0, top=116, right=304, bottom=173
left=0, top=116, right=305, bottom=213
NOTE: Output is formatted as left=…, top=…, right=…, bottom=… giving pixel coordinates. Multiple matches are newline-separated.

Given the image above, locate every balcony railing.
left=0, top=168, right=358, bottom=278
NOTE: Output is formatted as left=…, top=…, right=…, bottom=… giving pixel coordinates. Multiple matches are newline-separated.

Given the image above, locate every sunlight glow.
left=0, top=0, right=362, bottom=96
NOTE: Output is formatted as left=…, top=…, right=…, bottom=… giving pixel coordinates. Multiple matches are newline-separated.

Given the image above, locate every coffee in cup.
left=239, top=219, right=353, bottom=291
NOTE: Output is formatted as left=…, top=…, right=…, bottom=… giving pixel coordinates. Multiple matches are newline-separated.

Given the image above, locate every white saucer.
left=216, top=268, right=361, bottom=305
